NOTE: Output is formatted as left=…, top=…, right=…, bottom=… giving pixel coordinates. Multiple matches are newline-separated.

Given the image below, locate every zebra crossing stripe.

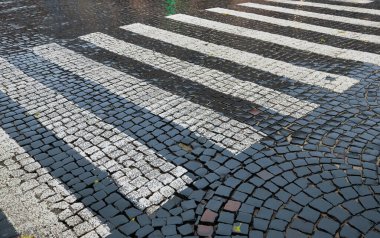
left=265, top=0, right=380, bottom=15
left=239, top=2, right=380, bottom=28
left=80, top=32, right=319, bottom=118
left=167, top=14, right=380, bottom=66
left=0, top=56, right=188, bottom=212
left=0, top=5, right=36, bottom=14
left=33, top=43, right=265, bottom=154
left=207, top=8, right=380, bottom=44
left=121, top=23, right=359, bottom=93
left=329, top=0, right=373, bottom=4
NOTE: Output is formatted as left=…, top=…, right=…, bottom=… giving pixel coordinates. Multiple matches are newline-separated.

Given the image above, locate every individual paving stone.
left=120, top=221, right=141, bottom=236
left=340, top=187, right=359, bottom=200
left=109, top=215, right=129, bottom=227
left=152, top=218, right=166, bottom=227
left=215, top=185, right=233, bottom=197
left=236, top=212, right=252, bottom=223
left=284, top=183, right=302, bottom=195
left=224, top=200, right=241, bottom=212
left=290, top=218, right=314, bottom=234
left=267, top=230, right=285, bottom=238
left=257, top=170, right=274, bottom=181
left=135, top=225, right=154, bottom=238
left=257, top=207, right=274, bottom=220
left=299, top=206, right=320, bottom=223
left=216, top=223, right=233, bottom=236
left=291, top=192, right=313, bottom=206
left=317, top=217, right=340, bottom=235
left=264, top=198, right=283, bottom=210
left=362, top=210, right=380, bottom=223
left=275, top=209, right=294, bottom=222
left=201, top=209, right=218, bottom=223
left=181, top=200, right=197, bottom=210
left=324, top=192, right=344, bottom=206
left=309, top=198, right=333, bottom=213
left=234, top=169, right=251, bottom=180
left=239, top=204, right=254, bottom=214
left=178, top=224, right=193, bottom=236
left=181, top=209, right=195, bottom=222
left=342, top=200, right=365, bottom=215
left=276, top=190, right=291, bottom=203
left=169, top=207, right=183, bottom=216
left=312, top=230, right=333, bottom=238
left=237, top=183, right=255, bottom=194
left=264, top=182, right=280, bottom=193
left=269, top=219, right=288, bottom=231
left=253, top=218, right=269, bottom=231
left=359, top=195, right=379, bottom=209
left=162, top=225, right=177, bottom=236
left=99, top=205, right=119, bottom=219
left=167, top=216, right=182, bottom=225
left=245, top=163, right=261, bottom=173
left=348, top=216, right=373, bottom=233
left=232, top=191, right=249, bottom=202
left=340, top=224, right=361, bottom=238
left=197, top=225, right=214, bottom=237
left=304, top=187, right=323, bottom=198
left=327, top=207, right=350, bottom=223
left=286, top=228, right=308, bottom=238
left=252, top=188, right=272, bottom=200
left=125, top=207, right=142, bottom=219
left=366, top=231, right=380, bottom=238
left=148, top=230, right=164, bottom=238
left=249, top=230, right=264, bottom=238
left=232, top=222, right=249, bottom=235
left=218, top=211, right=234, bottom=224
left=317, top=181, right=336, bottom=193
left=206, top=199, right=223, bottom=212
left=137, top=214, right=151, bottom=226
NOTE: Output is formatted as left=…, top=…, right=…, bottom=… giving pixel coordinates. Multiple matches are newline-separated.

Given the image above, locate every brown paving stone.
left=249, top=108, right=261, bottom=116
left=201, top=209, right=218, bottom=223
left=197, top=225, right=214, bottom=237
left=224, top=200, right=241, bottom=212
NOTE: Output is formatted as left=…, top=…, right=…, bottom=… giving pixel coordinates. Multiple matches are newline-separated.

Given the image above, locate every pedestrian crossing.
left=207, top=8, right=380, bottom=44
left=33, top=43, right=265, bottom=154
left=0, top=56, right=191, bottom=211
left=121, top=23, right=359, bottom=93
left=1, top=0, right=378, bottom=213
left=79, top=32, right=318, bottom=118
left=239, top=2, right=380, bottom=28
left=167, top=14, right=380, bottom=66
left=265, top=0, right=380, bottom=15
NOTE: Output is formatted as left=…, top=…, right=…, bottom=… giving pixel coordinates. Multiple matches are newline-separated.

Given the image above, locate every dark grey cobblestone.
left=1, top=0, right=380, bottom=237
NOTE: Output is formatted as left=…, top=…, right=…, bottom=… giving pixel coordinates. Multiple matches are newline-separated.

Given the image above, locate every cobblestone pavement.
left=1, top=0, right=380, bottom=237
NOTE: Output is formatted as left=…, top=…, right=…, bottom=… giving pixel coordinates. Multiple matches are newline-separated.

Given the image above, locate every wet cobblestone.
left=1, top=0, right=380, bottom=237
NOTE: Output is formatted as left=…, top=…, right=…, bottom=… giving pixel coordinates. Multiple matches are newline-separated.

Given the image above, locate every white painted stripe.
left=121, top=23, right=359, bottom=93
left=33, top=43, right=264, bottom=154
left=239, top=2, right=380, bottom=28
left=330, top=0, right=373, bottom=4
left=80, top=32, right=319, bottom=118
left=0, top=56, right=189, bottom=212
left=167, top=14, right=380, bottom=66
left=0, top=5, right=36, bottom=14
left=266, top=0, right=380, bottom=15
left=0, top=1, right=13, bottom=5
left=207, top=8, right=380, bottom=44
